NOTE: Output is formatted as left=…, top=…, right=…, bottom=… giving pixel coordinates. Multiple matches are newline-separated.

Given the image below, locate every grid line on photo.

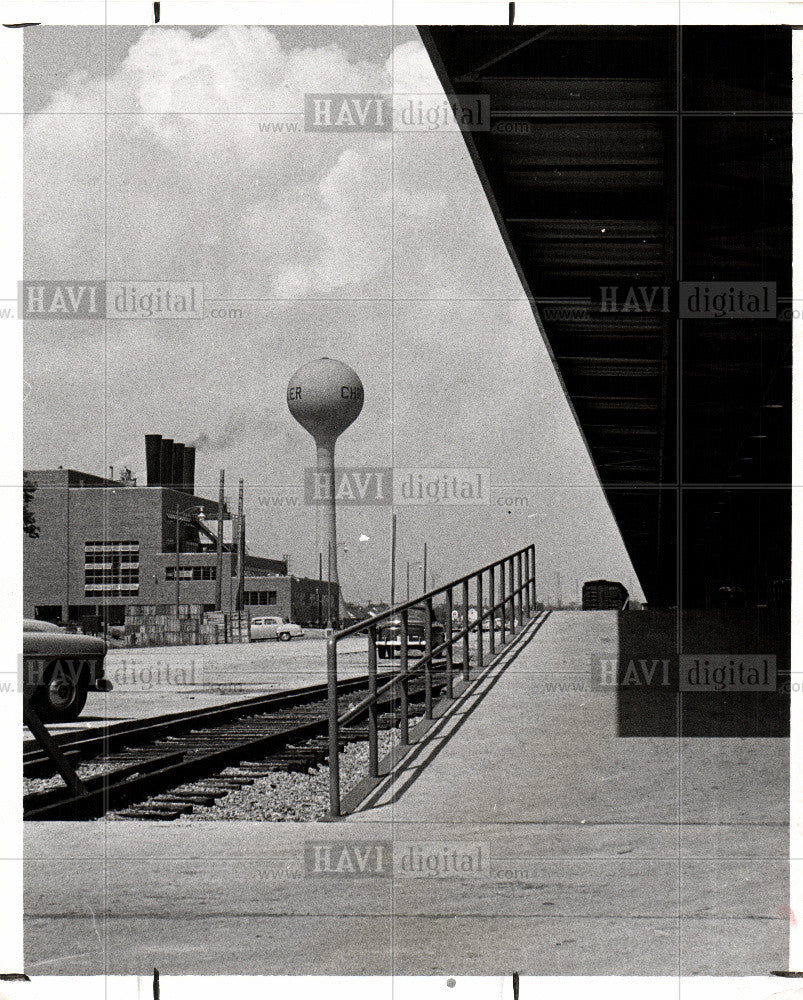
left=16, top=16, right=794, bottom=984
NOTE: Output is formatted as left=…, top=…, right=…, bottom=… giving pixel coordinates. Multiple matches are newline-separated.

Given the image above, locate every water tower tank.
left=287, top=358, right=364, bottom=627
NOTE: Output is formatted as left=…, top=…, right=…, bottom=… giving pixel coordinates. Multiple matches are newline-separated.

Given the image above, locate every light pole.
left=215, top=470, right=225, bottom=610
left=390, top=513, right=397, bottom=608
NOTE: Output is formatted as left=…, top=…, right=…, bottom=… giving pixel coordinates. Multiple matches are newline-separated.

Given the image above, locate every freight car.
left=581, top=580, right=629, bottom=611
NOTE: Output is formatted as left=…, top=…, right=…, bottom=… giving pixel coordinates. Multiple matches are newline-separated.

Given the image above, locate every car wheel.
left=30, top=659, right=88, bottom=723
left=278, top=631, right=292, bottom=641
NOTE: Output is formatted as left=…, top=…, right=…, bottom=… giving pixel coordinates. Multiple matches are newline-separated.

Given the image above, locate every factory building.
left=24, top=437, right=336, bottom=630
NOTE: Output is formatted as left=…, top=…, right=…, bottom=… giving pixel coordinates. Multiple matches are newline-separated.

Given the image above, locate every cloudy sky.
left=23, top=25, right=644, bottom=604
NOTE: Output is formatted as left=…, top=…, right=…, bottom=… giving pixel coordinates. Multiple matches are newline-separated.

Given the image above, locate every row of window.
left=85, top=540, right=139, bottom=552
left=165, top=566, right=217, bottom=581
left=85, top=570, right=139, bottom=581
left=85, top=541, right=140, bottom=596
left=85, top=586, right=139, bottom=596
left=80, top=542, right=291, bottom=601
left=244, top=590, right=278, bottom=606
left=85, top=555, right=139, bottom=566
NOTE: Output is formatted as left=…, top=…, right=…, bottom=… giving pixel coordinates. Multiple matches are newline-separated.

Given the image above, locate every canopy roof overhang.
left=421, top=26, right=791, bottom=607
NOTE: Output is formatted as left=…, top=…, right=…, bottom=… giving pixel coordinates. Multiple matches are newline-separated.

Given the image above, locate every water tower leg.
left=317, top=439, right=341, bottom=628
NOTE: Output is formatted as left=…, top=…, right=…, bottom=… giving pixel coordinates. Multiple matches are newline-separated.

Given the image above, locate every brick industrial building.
left=24, top=438, right=336, bottom=630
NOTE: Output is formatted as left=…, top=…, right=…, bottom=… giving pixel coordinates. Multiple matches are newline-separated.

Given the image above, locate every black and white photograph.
left=6, top=6, right=800, bottom=993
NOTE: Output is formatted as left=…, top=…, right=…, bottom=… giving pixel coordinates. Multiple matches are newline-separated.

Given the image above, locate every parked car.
left=376, top=606, right=446, bottom=660
left=22, top=618, right=111, bottom=722
left=250, top=616, right=304, bottom=642
left=481, top=616, right=504, bottom=631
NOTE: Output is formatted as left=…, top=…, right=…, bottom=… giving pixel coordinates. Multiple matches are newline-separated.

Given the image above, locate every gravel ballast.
left=105, top=719, right=419, bottom=822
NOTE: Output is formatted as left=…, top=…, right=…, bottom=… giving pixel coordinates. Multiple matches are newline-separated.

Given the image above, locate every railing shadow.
left=350, top=611, right=551, bottom=813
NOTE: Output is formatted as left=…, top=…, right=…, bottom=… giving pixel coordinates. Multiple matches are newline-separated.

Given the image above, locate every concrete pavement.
left=24, top=612, right=789, bottom=975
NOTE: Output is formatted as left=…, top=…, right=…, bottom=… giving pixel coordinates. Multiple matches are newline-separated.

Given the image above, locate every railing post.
left=523, top=549, right=531, bottom=621
left=445, top=587, right=454, bottom=698
left=476, top=571, right=484, bottom=672
left=326, top=635, right=341, bottom=817
left=500, top=560, right=507, bottom=645
left=508, top=558, right=516, bottom=633
left=399, top=608, right=409, bottom=745
left=488, top=563, right=496, bottom=655
left=531, top=545, right=537, bottom=610
left=424, top=597, right=434, bottom=720
left=367, top=624, right=379, bottom=778
left=461, top=578, right=470, bottom=681
left=516, top=551, right=523, bottom=627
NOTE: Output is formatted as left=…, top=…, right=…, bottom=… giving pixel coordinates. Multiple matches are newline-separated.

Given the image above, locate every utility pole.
left=236, top=478, right=245, bottom=612
left=215, top=470, right=224, bottom=610
left=423, top=542, right=428, bottom=592
left=390, top=513, right=397, bottom=607
left=318, top=551, right=323, bottom=626
left=327, top=541, right=333, bottom=630
left=406, top=561, right=411, bottom=601
left=175, top=501, right=181, bottom=617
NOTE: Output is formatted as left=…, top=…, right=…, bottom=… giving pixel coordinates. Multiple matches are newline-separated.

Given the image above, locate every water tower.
left=287, top=358, right=364, bottom=626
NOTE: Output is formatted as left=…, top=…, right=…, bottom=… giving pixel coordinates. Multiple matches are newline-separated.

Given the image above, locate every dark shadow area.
left=616, top=608, right=789, bottom=737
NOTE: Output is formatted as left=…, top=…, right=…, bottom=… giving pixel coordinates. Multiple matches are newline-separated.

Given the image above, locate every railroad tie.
left=115, top=808, right=183, bottom=821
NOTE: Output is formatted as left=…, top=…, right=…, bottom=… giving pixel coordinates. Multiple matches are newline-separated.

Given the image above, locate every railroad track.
left=24, top=671, right=446, bottom=821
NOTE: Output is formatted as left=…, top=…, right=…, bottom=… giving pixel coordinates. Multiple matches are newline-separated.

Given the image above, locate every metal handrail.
left=325, top=543, right=537, bottom=816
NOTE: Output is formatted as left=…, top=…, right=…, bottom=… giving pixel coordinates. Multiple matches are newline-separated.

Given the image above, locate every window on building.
left=34, top=605, right=62, bottom=624
left=165, top=565, right=216, bottom=582
left=68, top=605, right=97, bottom=621
left=244, top=589, right=279, bottom=606
left=84, top=541, right=140, bottom=597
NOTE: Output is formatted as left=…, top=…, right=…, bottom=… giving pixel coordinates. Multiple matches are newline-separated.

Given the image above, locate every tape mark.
left=3, top=22, right=40, bottom=27
left=0, top=976, right=31, bottom=982
left=153, top=968, right=160, bottom=1000
left=508, top=3, right=515, bottom=26
left=512, top=972, right=519, bottom=1000
left=153, top=2, right=160, bottom=23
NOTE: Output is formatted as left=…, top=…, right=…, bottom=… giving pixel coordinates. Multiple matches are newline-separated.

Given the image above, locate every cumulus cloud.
left=23, top=26, right=641, bottom=598
left=24, top=26, right=512, bottom=302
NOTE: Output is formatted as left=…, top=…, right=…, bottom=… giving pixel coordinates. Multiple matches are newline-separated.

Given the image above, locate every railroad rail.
left=23, top=672, right=443, bottom=821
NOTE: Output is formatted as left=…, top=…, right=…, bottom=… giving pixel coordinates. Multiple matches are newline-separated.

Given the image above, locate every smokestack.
left=173, top=443, right=185, bottom=491
left=160, top=438, right=174, bottom=490
left=145, top=434, right=162, bottom=486
left=183, top=446, right=196, bottom=496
